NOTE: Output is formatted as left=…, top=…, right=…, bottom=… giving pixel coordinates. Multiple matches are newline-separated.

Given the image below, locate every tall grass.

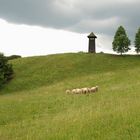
left=0, top=53, right=140, bottom=140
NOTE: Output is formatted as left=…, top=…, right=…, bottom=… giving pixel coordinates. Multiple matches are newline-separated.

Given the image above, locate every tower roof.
left=88, top=32, right=97, bottom=38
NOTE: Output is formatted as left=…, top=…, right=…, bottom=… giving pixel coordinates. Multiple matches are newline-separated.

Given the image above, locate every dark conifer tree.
left=134, top=27, right=140, bottom=54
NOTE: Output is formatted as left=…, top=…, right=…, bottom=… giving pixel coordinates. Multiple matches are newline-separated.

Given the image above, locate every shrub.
left=7, top=55, right=22, bottom=60
left=0, top=53, right=14, bottom=88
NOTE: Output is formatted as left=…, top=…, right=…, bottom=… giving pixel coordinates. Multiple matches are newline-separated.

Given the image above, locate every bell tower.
left=87, top=32, right=97, bottom=53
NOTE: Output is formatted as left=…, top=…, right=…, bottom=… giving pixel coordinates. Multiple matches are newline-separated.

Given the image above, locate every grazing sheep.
left=82, top=88, right=90, bottom=94
left=81, top=88, right=86, bottom=94
left=90, top=86, right=98, bottom=93
left=90, top=87, right=96, bottom=93
left=71, top=89, right=77, bottom=94
left=75, top=88, right=82, bottom=94
left=66, top=89, right=71, bottom=94
left=72, top=88, right=82, bottom=94
left=66, top=86, right=99, bottom=95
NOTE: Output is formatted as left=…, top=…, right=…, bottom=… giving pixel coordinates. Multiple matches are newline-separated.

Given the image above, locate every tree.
left=112, top=26, right=131, bottom=55
left=0, top=53, right=14, bottom=88
left=134, top=28, right=140, bottom=54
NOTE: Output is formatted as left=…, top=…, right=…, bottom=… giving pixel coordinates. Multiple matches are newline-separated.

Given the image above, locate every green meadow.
left=0, top=53, right=140, bottom=140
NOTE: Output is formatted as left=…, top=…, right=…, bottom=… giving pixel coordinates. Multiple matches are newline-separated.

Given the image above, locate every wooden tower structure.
left=87, top=32, right=97, bottom=53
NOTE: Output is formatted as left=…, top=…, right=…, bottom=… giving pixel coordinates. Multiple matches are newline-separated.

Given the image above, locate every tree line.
left=112, top=26, right=140, bottom=55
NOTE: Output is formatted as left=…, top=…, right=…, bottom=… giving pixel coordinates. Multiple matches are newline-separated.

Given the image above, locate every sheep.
left=81, top=88, right=90, bottom=94
left=90, top=86, right=98, bottom=93
left=66, top=89, right=71, bottom=94
left=90, top=87, right=96, bottom=93
left=72, top=88, right=82, bottom=94
left=75, top=88, right=82, bottom=94
left=81, top=88, right=86, bottom=94
left=71, top=89, right=77, bottom=94
left=66, top=86, right=99, bottom=95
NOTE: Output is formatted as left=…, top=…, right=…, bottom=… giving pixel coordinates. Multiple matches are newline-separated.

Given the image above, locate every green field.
left=0, top=53, right=140, bottom=140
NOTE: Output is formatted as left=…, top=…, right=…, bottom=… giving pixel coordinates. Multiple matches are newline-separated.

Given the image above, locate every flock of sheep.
left=66, top=86, right=98, bottom=94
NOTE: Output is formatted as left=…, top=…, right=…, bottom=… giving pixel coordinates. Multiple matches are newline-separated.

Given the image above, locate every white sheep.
left=90, top=86, right=98, bottom=93
left=72, top=88, right=82, bottom=94
left=71, top=89, right=77, bottom=94
left=66, top=89, right=71, bottom=94
left=66, top=86, right=99, bottom=94
left=82, top=88, right=90, bottom=94
left=90, top=87, right=96, bottom=93
left=76, top=88, right=82, bottom=94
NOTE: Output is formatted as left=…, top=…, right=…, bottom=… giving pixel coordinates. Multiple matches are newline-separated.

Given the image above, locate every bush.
left=7, top=55, right=22, bottom=60
left=0, top=53, right=14, bottom=88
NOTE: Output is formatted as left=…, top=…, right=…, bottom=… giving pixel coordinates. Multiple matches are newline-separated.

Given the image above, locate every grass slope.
left=0, top=53, right=140, bottom=140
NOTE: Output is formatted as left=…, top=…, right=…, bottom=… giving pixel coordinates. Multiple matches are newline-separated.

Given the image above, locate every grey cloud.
left=0, top=0, right=80, bottom=28
left=0, top=0, right=139, bottom=36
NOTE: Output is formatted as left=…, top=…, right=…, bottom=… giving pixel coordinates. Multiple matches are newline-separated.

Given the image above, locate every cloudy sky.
left=0, top=0, right=139, bottom=56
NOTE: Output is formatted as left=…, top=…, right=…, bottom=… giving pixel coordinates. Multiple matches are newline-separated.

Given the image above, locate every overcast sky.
left=0, top=0, right=139, bottom=56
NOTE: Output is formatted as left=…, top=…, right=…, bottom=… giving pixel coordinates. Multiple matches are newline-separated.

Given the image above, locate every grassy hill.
left=0, top=53, right=140, bottom=140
